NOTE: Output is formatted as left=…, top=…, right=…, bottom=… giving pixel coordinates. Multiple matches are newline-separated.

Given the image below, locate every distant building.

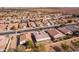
left=30, top=22, right=36, bottom=28
left=19, top=23, right=27, bottom=29
left=0, top=24, right=7, bottom=31
left=61, top=14, right=72, bottom=18
left=8, top=23, right=19, bottom=30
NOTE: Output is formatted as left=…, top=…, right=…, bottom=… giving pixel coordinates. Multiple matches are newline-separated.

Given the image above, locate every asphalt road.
left=0, top=23, right=78, bottom=35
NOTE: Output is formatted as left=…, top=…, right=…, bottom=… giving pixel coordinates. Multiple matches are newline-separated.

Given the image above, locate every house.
left=8, top=23, right=19, bottom=30
left=0, top=35, right=9, bottom=52
left=57, top=27, right=73, bottom=35
left=65, top=25, right=79, bottom=32
left=64, top=25, right=79, bottom=35
left=19, top=23, right=27, bottom=29
left=30, top=22, right=36, bottom=28
left=72, top=25, right=79, bottom=30
left=32, top=31, right=51, bottom=42
left=35, top=21, right=44, bottom=27
left=46, top=28, right=65, bottom=39
left=20, top=32, right=32, bottom=44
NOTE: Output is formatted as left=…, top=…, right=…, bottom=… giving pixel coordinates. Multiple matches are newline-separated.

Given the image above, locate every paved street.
left=0, top=23, right=78, bottom=35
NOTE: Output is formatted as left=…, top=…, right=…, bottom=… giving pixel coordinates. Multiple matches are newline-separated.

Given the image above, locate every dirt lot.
left=43, top=37, right=79, bottom=52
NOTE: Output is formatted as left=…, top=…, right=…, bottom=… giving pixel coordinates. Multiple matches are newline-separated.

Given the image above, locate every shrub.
left=72, top=41, right=79, bottom=47
left=37, top=43, right=46, bottom=52
left=61, top=43, right=69, bottom=51
left=16, top=45, right=26, bottom=52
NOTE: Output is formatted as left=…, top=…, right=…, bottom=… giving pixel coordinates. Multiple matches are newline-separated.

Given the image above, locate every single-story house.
left=57, top=27, right=73, bottom=35
left=46, top=28, right=65, bottom=39
left=32, top=31, right=51, bottom=42
left=19, top=32, right=32, bottom=44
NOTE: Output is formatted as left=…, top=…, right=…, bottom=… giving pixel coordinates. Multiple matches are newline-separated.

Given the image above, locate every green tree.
left=27, top=40, right=33, bottom=48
